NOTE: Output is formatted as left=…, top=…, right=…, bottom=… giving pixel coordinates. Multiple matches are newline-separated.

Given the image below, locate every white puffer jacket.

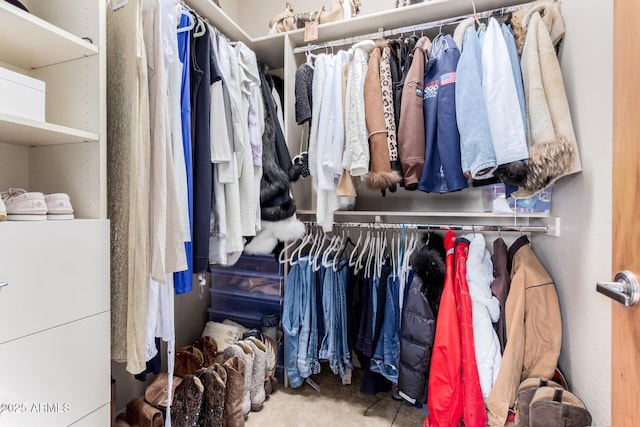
left=464, top=234, right=503, bottom=400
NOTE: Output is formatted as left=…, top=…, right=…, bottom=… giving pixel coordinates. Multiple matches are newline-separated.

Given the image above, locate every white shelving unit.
left=0, top=1, right=110, bottom=425
left=184, top=0, right=553, bottom=229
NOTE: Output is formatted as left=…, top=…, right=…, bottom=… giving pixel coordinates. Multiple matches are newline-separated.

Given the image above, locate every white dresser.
left=0, top=1, right=109, bottom=426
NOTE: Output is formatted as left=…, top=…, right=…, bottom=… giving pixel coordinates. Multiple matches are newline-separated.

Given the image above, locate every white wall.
left=530, top=1, right=612, bottom=425
left=236, top=0, right=393, bottom=38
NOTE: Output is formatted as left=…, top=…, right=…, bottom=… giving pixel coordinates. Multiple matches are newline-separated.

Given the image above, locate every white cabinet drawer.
left=0, top=312, right=110, bottom=427
left=70, top=403, right=110, bottom=427
left=0, top=220, right=109, bottom=344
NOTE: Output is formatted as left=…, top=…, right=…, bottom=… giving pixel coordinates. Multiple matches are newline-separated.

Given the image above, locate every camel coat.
left=486, top=236, right=562, bottom=426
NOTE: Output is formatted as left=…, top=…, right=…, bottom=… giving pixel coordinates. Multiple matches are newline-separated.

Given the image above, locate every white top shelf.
left=187, top=0, right=252, bottom=46
left=0, top=2, right=98, bottom=70
left=0, top=113, right=98, bottom=146
left=297, top=210, right=550, bottom=219
left=251, top=0, right=529, bottom=69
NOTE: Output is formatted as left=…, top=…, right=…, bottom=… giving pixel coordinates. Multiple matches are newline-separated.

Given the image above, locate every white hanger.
left=290, top=225, right=314, bottom=266
left=333, top=227, right=349, bottom=272
left=348, top=227, right=364, bottom=268
left=177, top=7, right=195, bottom=33
left=365, top=230, right=379, bottom=279
left=377, top=229, right=388, bottom=279
left=313, top=232, right=330, bottom=272
left=355, top=226, right=372, bottom=274
left=279, top=224, right=307, bottom=264
left=322, top=233, right=340, bottom=268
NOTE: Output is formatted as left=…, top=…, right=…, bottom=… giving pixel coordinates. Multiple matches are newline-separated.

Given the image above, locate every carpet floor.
left=245, top=367, right=427, bottom=427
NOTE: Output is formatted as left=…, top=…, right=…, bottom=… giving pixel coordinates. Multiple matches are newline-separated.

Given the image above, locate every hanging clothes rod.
left=302, top=221, right=551, bottom=234
left=292, top=3, right=529, bottom=55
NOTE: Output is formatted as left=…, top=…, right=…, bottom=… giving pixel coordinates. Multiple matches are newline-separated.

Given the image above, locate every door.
left=611, top=1, right=640, bottom=425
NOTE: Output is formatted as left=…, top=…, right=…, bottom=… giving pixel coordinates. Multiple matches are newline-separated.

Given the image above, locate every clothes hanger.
left=279, top=225, right=307, bottom=264
left=355, top=225, right=372, bottom=275
left=364, top=233, right=377, bottom=279
left=290, top=224, right=314, bottom=266
left=348, top=227, right=364, bottom=268
left=333, top=227, right=353, bottom=272
left=322, top=233, right=341, bottom=268
left=313, top=231, right=331, bottom=272
left=192, top=14, right=207, bottom=38
left=177, top=7, right=195, bottom=33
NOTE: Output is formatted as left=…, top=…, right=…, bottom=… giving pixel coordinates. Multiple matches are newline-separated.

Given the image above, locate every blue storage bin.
left=211, top=270, right=284, bottom=298
left=210, top=288, right=282, bottom=328
left=213, top=253, right=283, bottom=276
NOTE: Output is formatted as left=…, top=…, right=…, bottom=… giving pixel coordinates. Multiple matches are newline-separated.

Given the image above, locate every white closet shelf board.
left=187, top=0, right=252, bottom=45
left=297, top=209, right=551, bottom=219
left=0, top=2, right=97, bottom=69
left=256, top=0, right=529, bottom=69
left=0, top=113, right=98, bottom=147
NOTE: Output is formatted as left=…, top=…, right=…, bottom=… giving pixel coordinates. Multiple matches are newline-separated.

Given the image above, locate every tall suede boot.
left=197, top=365, right=226, bottom=427
left=171, top=374, right=204, bottom=427
left=223, top=343, right=254, bottom=418
left=223, top=356, right=246, bottom=427
left=243, top=339, right=268, bottom=411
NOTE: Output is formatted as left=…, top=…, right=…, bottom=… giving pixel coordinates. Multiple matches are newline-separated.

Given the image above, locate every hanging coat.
left=426, top=231, right=463, bottom=427
left=486, top=236, right=562, bottom=426
left=397, top=243, right=444, bottom=404
left=418, top=34, right=468, bottom=193
left=514, top=4, right=580, bottom=197
left=454, top=238, right=487, bottom=427
left=464, top=233, right=502, bottom=401
left=491, top=237, right=511, bottom=353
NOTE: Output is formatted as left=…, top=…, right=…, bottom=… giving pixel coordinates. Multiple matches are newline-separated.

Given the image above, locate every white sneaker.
left=45, top=193, right=74, bottom=220
left=1, top=188, right=47, bottom=221
left=0, top=198, right=6, bottom=221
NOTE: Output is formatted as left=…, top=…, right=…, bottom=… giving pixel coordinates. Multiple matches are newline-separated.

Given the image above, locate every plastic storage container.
left=210, top=269, right=284, bottom=297
left=215, top=253, right=284, bottom=276
left=0, top=66, right=45, bottom=121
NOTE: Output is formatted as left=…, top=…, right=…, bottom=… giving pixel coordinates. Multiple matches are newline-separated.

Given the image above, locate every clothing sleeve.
left=295, top=64, right=313, bottom=125
left=344, top=49, right=371, bottom=177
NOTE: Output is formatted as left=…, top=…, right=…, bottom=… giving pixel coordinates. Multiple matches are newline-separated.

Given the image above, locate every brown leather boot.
left=194, top=336, right=218, bottom=368
left=197, top=365, right=226, bottom=427
left=175, top=346, right=204, bottom=378
left=117, top=397, right=163, bottom=427
left=223, top=343, right=253, bottom=417
left=223, top=356, right=246, bottom=427
left=171, top=374, right=204, bottom=427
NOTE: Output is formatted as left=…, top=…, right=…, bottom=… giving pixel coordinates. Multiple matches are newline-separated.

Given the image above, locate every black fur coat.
left=410, top=232, right=446, bottom=317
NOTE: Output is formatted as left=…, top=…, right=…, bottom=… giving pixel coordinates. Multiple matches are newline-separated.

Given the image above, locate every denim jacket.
left=456, top=25, right=497, bottom=179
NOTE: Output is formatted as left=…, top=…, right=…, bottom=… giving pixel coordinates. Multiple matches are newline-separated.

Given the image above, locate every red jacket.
left=455, top=238, right=487, bottom=427
left=425, top=233, right=486, bottom=427
left=426, top=231, right=462, bottom=427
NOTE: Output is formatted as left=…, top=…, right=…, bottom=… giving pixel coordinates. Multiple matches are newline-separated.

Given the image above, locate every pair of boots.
left=222, top=336, right=273, bottom=417
left=175, top=336, right=219, bottom=378
left=171, top=356, right=246, bottom=427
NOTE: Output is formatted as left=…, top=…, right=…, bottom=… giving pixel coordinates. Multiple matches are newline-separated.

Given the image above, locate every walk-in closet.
left=0, top=0, right=635, bottom=426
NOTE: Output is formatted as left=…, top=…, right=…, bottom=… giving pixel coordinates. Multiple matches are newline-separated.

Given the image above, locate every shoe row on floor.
left=117, top=331, right=280, bottom=427
left=0, top=188, right=74, bottom=221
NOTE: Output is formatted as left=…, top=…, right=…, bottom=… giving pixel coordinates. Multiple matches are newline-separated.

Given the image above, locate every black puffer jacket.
left=397, top=233, right=445, bottom=403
